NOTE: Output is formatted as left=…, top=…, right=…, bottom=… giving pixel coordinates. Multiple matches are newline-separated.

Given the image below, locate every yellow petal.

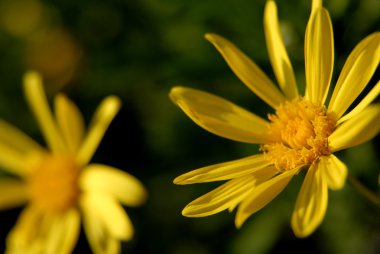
left=264, top=0, right=298, bottom=99
left=338, top=80, right=380, bottom=124
left=328, top=32, right=380, bottom=118
left=291, top=162, right=328, bottom=238
left=0, top=178, right=27, bottom=209
left=304, top=8, right=334, bottom=105
left=55, top=94, right=85, bottom=154
left=81, top=192, right=133, bottom=241
left=235, top=168, right=297, bottom=228
left=183, top=166, right=278, bottom=217
left=80, top=164, right=147, bottom=207
left=23, top=71, right=65, bottom=153
left=182, top=176, right=256, bottom=217
left=45, top=209, right=80, bottom=254
left=0, top=143, right=29, bottom=176
left=81, top=195, right=121, bottom=254
left=312, top=0, right=322, bottom=12
left=60, top=209, right=81, bottom=254
left=319, top=155, right=347, bottom=190
left=6, top=205, right=48, bottom=253
left=170, top=87, right=270, bottom=144
left=205, top=33, right=286, bottom=108
left=329, top=104, right=380, bottom=152
left=76, top=96, right=121, bottom=165
left=174, top=154, right=271, bottom=184
left=0, top=119, right=43, bottom=155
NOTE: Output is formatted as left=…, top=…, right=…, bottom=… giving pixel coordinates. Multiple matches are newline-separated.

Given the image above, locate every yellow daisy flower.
left=170, top=0, right=380, bottom=238
left=0, top=71, right=147, bottom=253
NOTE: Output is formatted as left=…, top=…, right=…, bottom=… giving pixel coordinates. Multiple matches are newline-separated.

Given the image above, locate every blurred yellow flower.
left=0, top=71, right=147, bottom=253
left=171, top=0, right=380, bottom=238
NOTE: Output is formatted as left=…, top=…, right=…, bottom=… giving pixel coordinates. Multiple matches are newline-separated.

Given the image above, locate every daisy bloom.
left=170, top=0, right=380, bottom=237
left=0, top=71, right=147, bottom=253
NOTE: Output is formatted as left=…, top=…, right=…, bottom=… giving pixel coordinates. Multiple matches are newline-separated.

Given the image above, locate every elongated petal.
left=60, top=210, right=80, bottom=254
left=6, top=205, right=60, bottom=253
left=0, top=179, right=27, bottom=209
left=55, top=94, right=85, bottom=154
left=328, top=32, right=380, bottom=118
left=264, top=0, right=298, bottom=99
left=170, top=87, right=270, bottom=144
left=182, top=176, right=256, bottom=217
left=305, top=8, right=334, bottom=105
left=205, top=33, right=286, bottom=108
left=312, top=0, right=322, bottom=11
left=6, top=205, right=41, bottom=253
left=23, top=71, right=65, bottom=153
left=0, top=143, right=29, bottom=176
left=80, top=164, right=147, bottom=207
left=174, top=154, right=271, bottom=184
left=235, top=168, right=297, bottom=228
left=81, top=192, right=133, bottom=241
left=338, top=80, right=380, bottom=124
left=81, top=198, right=121, bottom=254
left=319, top=155, right=347, bottom=190
left=329, top=104, right=380, bottom=152
left=76, top=96, right=121, bottom=165
left=45, top=209, right=80, bottom=254
left=6, top=206, right=80, bottom=254
left=0, top=119, right=43, bottom=155
left=291, top=162, right=328, bottom=238
left=183, top=166, right=278, bottom=217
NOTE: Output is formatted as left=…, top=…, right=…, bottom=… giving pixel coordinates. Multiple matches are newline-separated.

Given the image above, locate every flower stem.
left=347, top=175, right=380, bottom=208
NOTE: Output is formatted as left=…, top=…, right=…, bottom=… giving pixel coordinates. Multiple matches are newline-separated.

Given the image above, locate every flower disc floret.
left=262, top=98, right=336, bottom=171
left=27, top=155, right=81, bottom=212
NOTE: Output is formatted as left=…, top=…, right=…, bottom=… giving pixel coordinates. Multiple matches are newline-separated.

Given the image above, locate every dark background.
left=0, top=0, right=379, bottom=253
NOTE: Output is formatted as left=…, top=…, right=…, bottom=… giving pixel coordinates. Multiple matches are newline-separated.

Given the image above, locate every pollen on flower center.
left=261, top=98, right=336, bottom=171
left=27, top=155, right=81, bottom=212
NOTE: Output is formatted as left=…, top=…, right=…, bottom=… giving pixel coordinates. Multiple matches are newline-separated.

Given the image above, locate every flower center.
left=262, top=98, right=336, bottom=171
left=26, top=155, right=81, bottom=213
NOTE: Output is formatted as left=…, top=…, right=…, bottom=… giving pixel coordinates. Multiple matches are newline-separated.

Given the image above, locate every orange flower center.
left=262, top=98, right=336, bottom=171
left=27, top=155, right=81, bottom=213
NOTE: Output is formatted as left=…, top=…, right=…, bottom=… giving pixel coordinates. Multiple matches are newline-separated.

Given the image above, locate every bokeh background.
left=0, top=0, right=379, bottom=253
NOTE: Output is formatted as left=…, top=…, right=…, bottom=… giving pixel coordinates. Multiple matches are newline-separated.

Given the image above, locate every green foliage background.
left=0, top=0, right=379, bottom=253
